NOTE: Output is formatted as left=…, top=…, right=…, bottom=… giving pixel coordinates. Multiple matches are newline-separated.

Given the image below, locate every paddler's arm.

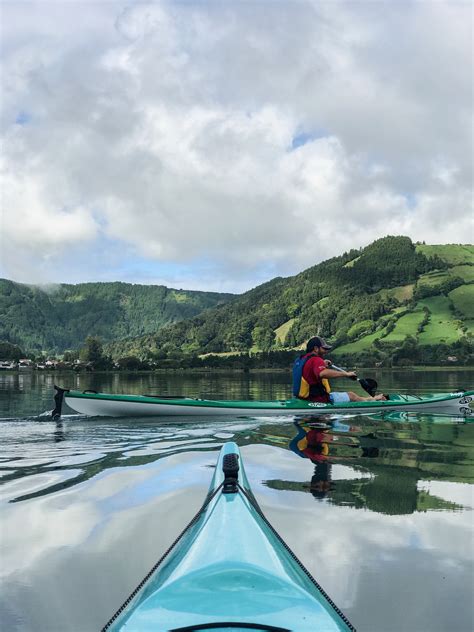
left=319, top=368, right=357, bottom=379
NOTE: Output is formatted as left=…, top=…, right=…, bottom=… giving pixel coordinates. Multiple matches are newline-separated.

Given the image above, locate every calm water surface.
left=0, top=369, right=473, bottom=632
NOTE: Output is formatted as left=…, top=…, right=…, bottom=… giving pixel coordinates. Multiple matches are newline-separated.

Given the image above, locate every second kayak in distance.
left=53, top=386, right=474, bottom=419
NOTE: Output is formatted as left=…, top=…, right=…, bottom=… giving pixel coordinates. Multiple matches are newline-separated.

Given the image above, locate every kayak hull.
left=63, top=390, right=474, bottom=418
left=103, top=442, right=354, bottom=631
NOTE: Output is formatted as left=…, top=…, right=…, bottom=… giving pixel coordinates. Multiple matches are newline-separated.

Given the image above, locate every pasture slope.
left=334, top=243, right=473, bottom=356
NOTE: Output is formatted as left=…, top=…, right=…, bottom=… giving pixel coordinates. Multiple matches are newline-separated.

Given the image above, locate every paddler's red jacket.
left=301, top=354, right=330, bottom=403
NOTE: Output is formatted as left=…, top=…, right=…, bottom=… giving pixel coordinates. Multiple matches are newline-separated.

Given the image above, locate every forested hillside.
left=1, top=236, right=473, bottom=365
left=0, top=280, right=233, bottom=354
left=104, top=237, right=474, bottom=365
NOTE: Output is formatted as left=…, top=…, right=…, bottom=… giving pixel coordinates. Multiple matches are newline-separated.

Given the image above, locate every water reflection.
left=53, top=420, right=66, bottom=443
left=246, top=416, right=474, bottom=514
left=289, top=418, right=379, bottom=500
left=1, top=371, right=474, bottom=631
left=0, top=417, right=260, bottom=503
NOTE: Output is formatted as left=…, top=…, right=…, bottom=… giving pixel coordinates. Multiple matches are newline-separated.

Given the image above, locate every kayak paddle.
left=331, top=363, right=378, bottom=397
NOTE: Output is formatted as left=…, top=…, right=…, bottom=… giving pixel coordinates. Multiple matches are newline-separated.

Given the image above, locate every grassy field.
left=417, top=270, right=452, bottom=288
left=449, top=284, right=474, bottom=318
left=343, top=255, right=361, bottom=268
left=334, top=327, right=388, bottom=354
left=417, top=296, right=464, bottom=344
left=382, top=308, right=426, bottom=342
left=274, top=318, right=295, bottom=344
left=416, top=244, right=474, bottom=265
left=308, top=246, right=473, bottom=356
left=450, top=266, right=474, bottom=283
left=461, top=320, right=474, bottom=335
left=377, top=284, right=414, bottom=302
left=316, top=297, right=330, bottom=307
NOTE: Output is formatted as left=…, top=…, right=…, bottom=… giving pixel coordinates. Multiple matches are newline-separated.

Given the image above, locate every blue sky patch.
left=404, top=193, right=417, bottom=210
left=15, top=111, right=31, bottom=125
left=290, top=129, right=328, bottom=150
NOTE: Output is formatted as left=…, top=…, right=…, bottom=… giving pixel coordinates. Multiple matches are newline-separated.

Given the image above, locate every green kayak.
left=102, top=442, right=355, bottom=631
left=53, top=386, right=474, bottom=419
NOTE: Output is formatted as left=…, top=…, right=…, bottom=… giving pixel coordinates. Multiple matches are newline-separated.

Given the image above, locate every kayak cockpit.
left=125, top=561, right=345, bottom=629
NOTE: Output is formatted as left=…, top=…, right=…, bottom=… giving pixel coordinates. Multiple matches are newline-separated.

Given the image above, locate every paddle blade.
left=359, top=378, right=378, bottom=397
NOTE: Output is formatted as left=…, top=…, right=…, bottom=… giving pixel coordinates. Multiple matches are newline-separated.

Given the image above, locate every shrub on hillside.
left=347, top=320, right=375, bottom=340
left=414, top=276, right=464, bottom=300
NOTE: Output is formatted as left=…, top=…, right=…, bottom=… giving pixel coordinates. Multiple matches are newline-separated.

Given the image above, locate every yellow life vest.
left=293, top=353, right=331, bottom=399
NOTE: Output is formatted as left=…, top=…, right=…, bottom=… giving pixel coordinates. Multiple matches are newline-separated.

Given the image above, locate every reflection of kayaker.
left=289, top=424, right=338, bottom=498
left=290, top=423, right=331, bottom=462
left=289, top=419, right=358, bottom=464
left=290, top=420, right=381, bottom=501
left=311, top=462, right=333, bottom=499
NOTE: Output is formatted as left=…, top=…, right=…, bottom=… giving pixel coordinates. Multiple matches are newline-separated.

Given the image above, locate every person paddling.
left=294, top=336, right=387, bottom=403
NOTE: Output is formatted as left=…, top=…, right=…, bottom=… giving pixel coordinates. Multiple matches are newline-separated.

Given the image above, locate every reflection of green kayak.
left=102, top=442, right=355, bottom=631
left=55, top=386, right=474, bottom=418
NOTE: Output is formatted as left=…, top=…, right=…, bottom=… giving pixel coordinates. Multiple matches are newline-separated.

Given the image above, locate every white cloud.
left=1, top=0, right=472, bottom=290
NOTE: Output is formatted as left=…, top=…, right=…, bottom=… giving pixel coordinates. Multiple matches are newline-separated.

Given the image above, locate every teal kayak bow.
left=102, top=443, right=355, bottom=631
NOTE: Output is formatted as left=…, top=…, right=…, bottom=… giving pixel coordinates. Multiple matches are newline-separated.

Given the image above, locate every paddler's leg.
left=346, top=391, right=387, bottom=402
left=330, top=391, right=387, bottom=403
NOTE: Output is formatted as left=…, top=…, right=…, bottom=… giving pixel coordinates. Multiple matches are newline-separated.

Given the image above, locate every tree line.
left=1, top=236, right=472, bottom=368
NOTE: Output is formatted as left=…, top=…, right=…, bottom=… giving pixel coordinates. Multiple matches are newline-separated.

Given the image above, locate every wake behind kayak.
left=102, top=443, right=355, bottom=631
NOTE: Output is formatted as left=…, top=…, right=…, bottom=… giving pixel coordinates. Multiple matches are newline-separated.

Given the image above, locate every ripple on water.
left=0, top=469, right=84, bottom=503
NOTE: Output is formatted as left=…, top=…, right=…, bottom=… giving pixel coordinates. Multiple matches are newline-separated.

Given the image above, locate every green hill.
left=2, top=236, right=473, bottom=365
left=0, top=280, right=234, bottom=354
left=103, top=236, right=474, bottom=365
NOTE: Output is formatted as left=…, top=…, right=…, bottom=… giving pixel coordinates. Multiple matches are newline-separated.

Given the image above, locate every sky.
left=0, top=0, right=472, bottom=293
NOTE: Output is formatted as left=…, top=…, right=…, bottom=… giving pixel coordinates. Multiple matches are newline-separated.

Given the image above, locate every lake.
left=0, top=369, right=473, bottom=631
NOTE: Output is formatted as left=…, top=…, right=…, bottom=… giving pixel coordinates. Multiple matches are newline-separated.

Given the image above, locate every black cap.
left=306, top=336, right=332, bottom=352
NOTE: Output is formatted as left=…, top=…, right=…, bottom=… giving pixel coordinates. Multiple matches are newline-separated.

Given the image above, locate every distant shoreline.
left=1, top=366, right=473, bottom=374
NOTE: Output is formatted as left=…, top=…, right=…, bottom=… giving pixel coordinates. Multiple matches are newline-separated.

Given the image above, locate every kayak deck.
left=57, top=387, right=474, bottom=418
left=103, top=443, right=354, bottom=631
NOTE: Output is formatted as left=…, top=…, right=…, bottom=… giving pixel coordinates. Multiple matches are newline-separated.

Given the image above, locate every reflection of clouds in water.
left=418, top=480, right=474, bottom=509
left=328, top=464, right=372, bottom=481
left=1, top=492, right=98, bottom=578
left=0, top=465, right=155, bottom=577
left=0, top=452, right=212, bottom=571
left=245, top=443, right=311, bottom=482
left=1, top=440, right=472, bottom=631
left=241, top=443, right=474, bottom=622
left=0, top=469, right=83, bottom=503
left=120, top=440, right=219, bottom=458
left=258, top=490, right=473, bottom=627
left=0, top=451, right=213, bottom=631
left=49, top=451, right=107, bottom=467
